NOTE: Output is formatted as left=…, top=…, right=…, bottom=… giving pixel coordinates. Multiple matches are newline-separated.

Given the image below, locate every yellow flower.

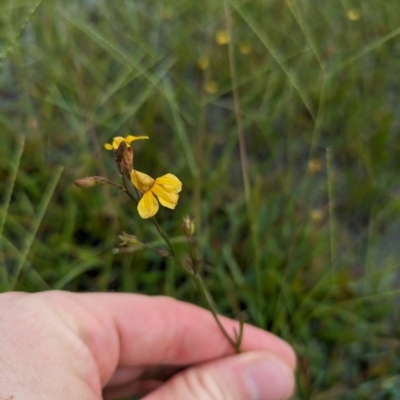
left=239, top=41, right=252, bottom=55
left=197, top=55, right=209, bottom=70
left=204, top=81, right=218, bottom=94
left=104, top=135, right=148, bottom=150
left=215, top=30, right=229, bottom=45
left=347, top=8, right=361, bottom=21
left=307, top=159, right=323, bottom=174
left=131, top=170, right=182, bottom=219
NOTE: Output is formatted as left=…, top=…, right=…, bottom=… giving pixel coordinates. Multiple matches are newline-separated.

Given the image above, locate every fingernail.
left=244, top=355, right=295, bottom=400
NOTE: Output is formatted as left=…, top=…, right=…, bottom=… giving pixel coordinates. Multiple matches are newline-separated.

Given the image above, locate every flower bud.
left=122, top=147, right=134, bottom=176
left=118, top=231, right=140, bottom=246
left=182, top=215, right=195, bottom=236
left=74, top=176, right=108, bottom=188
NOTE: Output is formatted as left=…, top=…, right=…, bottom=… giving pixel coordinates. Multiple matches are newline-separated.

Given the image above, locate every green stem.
left=233, top=313, right=245, bottom=353
left=152, top=217, right=240, bottom=352
left=186, top=235, right=198, bottom=270
left=191, top=272, right=237, bottom=350
left=121, top=174, right=139, bottom=204
left=105, top=179, right=125, bottom=191
left=152, top=217, right=177, bottom=258
left=119, top=174, right=242, bottom=353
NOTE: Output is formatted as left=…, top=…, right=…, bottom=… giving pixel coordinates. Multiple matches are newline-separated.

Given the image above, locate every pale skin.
left=0, top=291, right=296, bottom=399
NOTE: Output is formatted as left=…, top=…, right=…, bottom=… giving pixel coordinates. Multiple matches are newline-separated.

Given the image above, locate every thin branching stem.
left=191, top=273, right=237, bottom=350
left=105, top=179, right=125, bottom=191
left=186, top=235, right=198, bottom=269
left=152, top=217, right=240, bottom=352
left=121, top=174, right=139, bottom=204
left=233, top=313, right=245, bottom=353
left=117, top=163, right=242, bottom=352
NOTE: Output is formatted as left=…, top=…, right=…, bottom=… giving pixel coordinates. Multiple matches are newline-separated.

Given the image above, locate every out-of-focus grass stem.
left=223, top=0, right=263, bottom=327
left=326, top=147, right=336, bottom=287
left=10, top=166, right=64, bottom=290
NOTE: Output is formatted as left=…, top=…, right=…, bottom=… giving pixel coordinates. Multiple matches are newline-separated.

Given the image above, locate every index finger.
left=69, top=292, right=295, bottom=367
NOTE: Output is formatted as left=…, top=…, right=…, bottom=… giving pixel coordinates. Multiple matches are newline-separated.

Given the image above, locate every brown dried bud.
left=182, top=215, right=195, bottom=236
left=121, top=147, right=134, bottom=176
left=115, top=140, right=128, bottom=165
left=74, top=176, right=108, bottom=188
left=114, top=141, right=134, bottom=177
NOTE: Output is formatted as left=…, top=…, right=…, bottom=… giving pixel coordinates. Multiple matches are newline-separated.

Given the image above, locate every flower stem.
left=186, top=235, right=198, bottom=270
left=152, top=217, right=241, bottom=353
left=191, top=272, right=237, bottom=350
left=105, top=179, right=125, bottom=191
left=121, top=174, right=139, bottom=204
left=117, top=172, right=242, bottom=353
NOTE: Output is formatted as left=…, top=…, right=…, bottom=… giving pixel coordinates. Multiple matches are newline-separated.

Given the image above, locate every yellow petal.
left=104, top=143, right=113, bottom=150
left=152, top=183, right=179, bottom=209
left=125, top=135, right=149, bottom=144
left=155, top=174, right=182, bottom=193
left=130, top=170, right=155, bottom=193
left=111, top=136, right=125, bottom=149
left=137, top=191, right=159, bottom=219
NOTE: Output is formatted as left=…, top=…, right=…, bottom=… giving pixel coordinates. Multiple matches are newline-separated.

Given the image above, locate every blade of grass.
left=0, top=136, right=25, bottom=239
left=229, top=0, right=315, bottom=120
left=0, top=136, right=26, bottom=289
left=327, top=147, right=336, bottom=287
left=163, top=78, right=199, bottom=178
left=108, top=58, right=176, bottom=134
left=53, top=261, right=101, bottom=290
left=222, top=244, right=246, bottom=286
left=9, top=165, right=64, bottom=290
left=0, top=0, right=44, bottom=65
left=284, top=0, right=325, bottom=71
left=2, top=236, right=49, bottom=290
left=64, top=13, right=195, bottom=130
left=223, top=0, right=264, bottom=327
left=310, top=288, right=400, bottom=317
left=330, top=25, right=400, bottom=75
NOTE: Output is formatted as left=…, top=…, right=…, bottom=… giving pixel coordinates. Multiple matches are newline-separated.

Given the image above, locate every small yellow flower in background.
left=215, top=30, right=229, bottom=45
left=131, top=170, right=182, bottom=219
left=197, top=55, right=209, bottom=70
left=308, top=159, right=323, bottom=174
left=310, top=208, right=325, bottom=224
left=204, top=81, right=218, bottom=94
left=347, top=8, right=361, bottom=21
left=239, top=41, right=252, bottom=55
left=104, top=135, right=149, bottom=150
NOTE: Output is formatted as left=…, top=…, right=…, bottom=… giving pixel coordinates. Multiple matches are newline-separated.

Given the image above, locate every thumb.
left=143, top=351, right=295, bottom=400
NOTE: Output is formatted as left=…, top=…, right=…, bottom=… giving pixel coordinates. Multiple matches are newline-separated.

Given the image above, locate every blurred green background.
left=1, top=0, right=400, bottom=398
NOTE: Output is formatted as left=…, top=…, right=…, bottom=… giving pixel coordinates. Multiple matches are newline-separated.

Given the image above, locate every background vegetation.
left=1, top=0, right=400, bottom=398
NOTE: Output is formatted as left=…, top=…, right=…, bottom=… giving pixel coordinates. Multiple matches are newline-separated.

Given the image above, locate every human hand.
left=0, top=291, right=295, bottom=399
